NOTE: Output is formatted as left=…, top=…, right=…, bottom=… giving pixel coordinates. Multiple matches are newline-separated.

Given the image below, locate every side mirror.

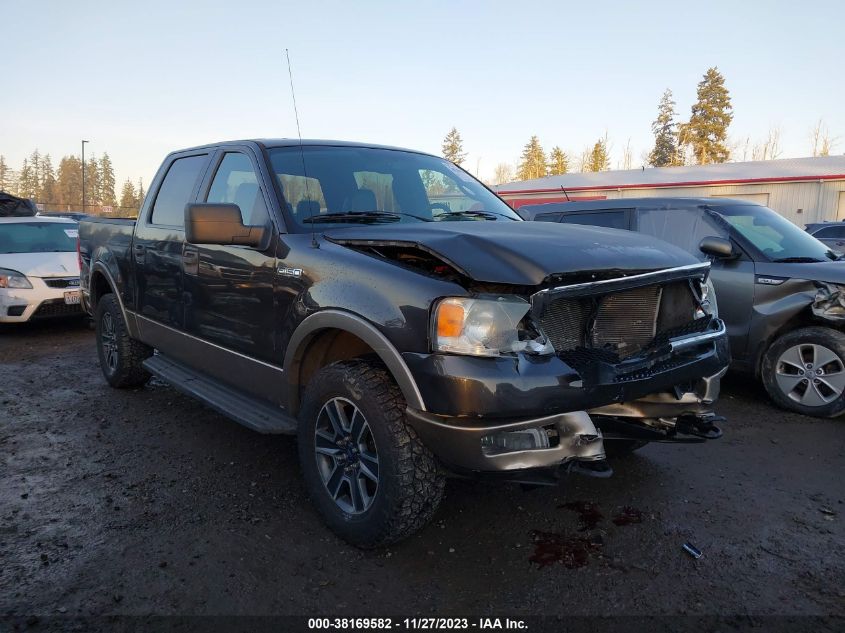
left=185, top=203, right=267, bottom=248
left=699, top=235, right=736, bottom=259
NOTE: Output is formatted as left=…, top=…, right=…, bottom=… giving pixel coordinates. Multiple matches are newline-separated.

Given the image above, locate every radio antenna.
left=560, top=186, right=571, bottom=201
left=285, top=48, right=318, bottom=248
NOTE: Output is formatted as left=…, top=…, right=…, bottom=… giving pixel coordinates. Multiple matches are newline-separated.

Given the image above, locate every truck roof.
left=171, top=138, right=435, bottom=157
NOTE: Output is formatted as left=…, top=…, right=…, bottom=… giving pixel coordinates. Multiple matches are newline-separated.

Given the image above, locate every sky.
left=2, top=0, right=843, bottom=189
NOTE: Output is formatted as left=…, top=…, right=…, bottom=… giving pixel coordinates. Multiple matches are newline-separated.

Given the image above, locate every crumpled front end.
left=404, top=262, right=730, bottom=481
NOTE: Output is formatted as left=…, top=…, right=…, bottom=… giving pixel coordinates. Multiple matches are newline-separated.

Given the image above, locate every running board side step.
left=142, top=355, right=297, bottom=434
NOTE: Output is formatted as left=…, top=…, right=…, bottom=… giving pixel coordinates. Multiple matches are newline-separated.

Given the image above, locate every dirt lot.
left=1, top=320, right=843, bottom=626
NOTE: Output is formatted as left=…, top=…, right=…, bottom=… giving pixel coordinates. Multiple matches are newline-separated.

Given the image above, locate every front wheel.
left=95, top=294, right=152, bottom=388
left=761, top=326, right=845, bottom=417
left=297, top=360, right=445, bottom=548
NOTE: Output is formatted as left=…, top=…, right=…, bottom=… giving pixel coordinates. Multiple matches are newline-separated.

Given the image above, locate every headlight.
left=432, top=296, right=541, bottom=356
left=0, top=268, right=32, bottom=289
left=694, top=278, right=717, bottom=318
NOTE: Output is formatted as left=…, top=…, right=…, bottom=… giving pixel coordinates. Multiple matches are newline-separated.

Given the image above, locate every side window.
left=561, top=210, right=629, bottom=230
left=637, top=208, right=728, bottom=260
left=150, top=155, right=207, bottom=227
left=206, top=153, right=269, bottom=226
left=814, top=226, right=845, bottom=238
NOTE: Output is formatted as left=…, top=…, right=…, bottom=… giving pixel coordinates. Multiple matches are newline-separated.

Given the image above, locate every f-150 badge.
left=278, top=266, right=303, bottom=277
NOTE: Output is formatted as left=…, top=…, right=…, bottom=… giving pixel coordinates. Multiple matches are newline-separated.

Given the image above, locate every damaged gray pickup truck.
left=79, top=140, right=729, bottom=547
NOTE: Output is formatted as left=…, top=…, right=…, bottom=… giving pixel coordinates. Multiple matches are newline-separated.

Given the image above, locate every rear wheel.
left=297, top=360, right=444, bottom=548
left=762, top=326, right=845, bottom=417
left=95, top=294, right=152, bottom=388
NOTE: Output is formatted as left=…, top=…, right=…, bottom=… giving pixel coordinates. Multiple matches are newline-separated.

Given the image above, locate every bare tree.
left=492, top=163, right=514, bottom=185
left=810, top=118, right=838, bottom=157
left=751, top=127, right=783, bottom=161
left=619, top=138, right=634, bottom=170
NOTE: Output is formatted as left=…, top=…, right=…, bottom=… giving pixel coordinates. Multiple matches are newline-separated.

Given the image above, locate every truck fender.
left=284, top=309, right=426, bottom=414
left=89, top=262, right=139, bottom=338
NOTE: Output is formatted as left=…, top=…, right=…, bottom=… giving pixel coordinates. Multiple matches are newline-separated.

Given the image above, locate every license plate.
left=64, top=291, right=81, bottom=305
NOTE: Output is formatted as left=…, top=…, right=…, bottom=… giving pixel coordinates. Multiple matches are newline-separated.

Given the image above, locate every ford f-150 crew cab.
left=79, top=139, right=729, bottom=547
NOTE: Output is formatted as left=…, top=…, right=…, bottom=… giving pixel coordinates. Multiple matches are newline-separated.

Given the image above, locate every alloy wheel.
left=100, top=312, right=119, bottom=373
left=313, top=397, right=379, bottom=514
left=775, top=343, right=845, bottom=407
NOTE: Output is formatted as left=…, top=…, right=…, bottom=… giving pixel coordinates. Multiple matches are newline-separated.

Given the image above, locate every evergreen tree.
left=648, top=89, right=679, bottom=167
left=547, top=146, right=569, bottom=175
left=683, top=67, right=733, bottom=164
left=119, top=179, right=137, bottom=210
left=0, top=155, right=13, bottom=192
left=441, top=127, right=467, bottom=165
left=29, top=150, right=44, bottom=199
left=85, top=156, right=101, bottom=208
left=57, top=156, right=83, bottom=210
left=517, top=136, right=547, bottom=180
left=586, top=137, right=610, bottom=172
left=18, top=158, right=39, bottom=198
left=99, top=153, right=117, bottom=206
left=41, top=154, right=58, bottom=206
left=136, top=178, right=146, bottom=209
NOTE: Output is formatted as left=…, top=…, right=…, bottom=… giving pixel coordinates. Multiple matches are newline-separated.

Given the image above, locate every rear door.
left=635, top=206, right=756, bottom=359
left=132, top=152, right=209, bottom=330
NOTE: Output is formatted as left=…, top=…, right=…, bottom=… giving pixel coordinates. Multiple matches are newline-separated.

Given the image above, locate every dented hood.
left=323, top=221, right=697, bottom=285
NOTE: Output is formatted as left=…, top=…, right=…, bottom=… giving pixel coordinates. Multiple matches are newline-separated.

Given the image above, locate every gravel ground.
left=1, top=320, right=843, bottom=626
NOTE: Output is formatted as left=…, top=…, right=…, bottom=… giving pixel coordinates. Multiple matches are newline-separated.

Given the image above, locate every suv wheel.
left=298, top=359, right=445, bottom=548
left=761, top=326, right=845, bottom=417
left=95, top=294, right=153, bottom=388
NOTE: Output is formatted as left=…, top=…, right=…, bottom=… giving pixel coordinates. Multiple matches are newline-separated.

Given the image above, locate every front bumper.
left=403, top=318, right=729, bottom=418
left=403, top=319, right=729, bottom=478
left=0, top=279, right=83, bottom=323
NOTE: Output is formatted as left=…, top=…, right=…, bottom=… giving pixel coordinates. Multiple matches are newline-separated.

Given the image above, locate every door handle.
left=133, top=243, right=145, bottom=262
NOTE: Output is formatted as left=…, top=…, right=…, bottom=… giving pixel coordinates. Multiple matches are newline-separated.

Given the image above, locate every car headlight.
left=0, top=268, right=33, bottom=289
left=432, top=296, right=550, bottom=356
left=694, top=278, right=717, bottom=318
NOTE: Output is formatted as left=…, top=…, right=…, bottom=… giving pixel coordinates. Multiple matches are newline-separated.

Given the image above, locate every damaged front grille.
left=535, top=279, right=706, bottom=361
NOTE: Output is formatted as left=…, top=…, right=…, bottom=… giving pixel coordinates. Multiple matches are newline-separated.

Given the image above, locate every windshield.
left=711, top=204, right=837, bottom=262
left=0, top=222, right=78, bottom=254
left=268, top=146, right=521, bottom=231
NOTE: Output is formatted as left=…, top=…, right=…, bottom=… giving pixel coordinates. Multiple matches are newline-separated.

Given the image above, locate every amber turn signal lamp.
left=437, top=302, right=465, bottom=338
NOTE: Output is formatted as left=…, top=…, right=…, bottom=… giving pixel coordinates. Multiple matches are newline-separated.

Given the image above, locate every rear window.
left=813, top=225, right=845, bottom=239
left=150, top=155, right=207, bottom=227
left=0, top=222, right=78, bottom=254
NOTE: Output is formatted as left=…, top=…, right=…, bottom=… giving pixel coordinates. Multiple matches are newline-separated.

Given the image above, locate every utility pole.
left=81, top=140, right=89, bottom=212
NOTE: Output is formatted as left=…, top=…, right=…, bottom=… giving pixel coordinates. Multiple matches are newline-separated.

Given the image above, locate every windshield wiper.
left=771, top=256, right=825, bottom=263
left=301, top=211, right=432, bottom=224
left=436, top=210, right=514, bottom=221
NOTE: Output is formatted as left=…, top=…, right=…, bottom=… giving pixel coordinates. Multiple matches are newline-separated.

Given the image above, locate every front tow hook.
left=675, top=414, right=725, bottom=440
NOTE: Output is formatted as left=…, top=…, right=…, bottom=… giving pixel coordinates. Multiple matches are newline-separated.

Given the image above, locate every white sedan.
left=0, top=216, right=83, bottom=323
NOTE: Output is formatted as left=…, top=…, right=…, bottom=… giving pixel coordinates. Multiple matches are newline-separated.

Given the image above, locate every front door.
left=183, top=150, right=278, bottom=366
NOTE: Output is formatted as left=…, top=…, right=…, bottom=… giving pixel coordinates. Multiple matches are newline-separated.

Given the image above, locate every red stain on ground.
left=529, top=530, right=603, bottom=568
left=612, top=506, right=643, bottom=526
left=559, top=501, right=604, bottom=531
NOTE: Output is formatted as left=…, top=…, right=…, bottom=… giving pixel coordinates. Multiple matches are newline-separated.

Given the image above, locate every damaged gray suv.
left=525, top=197, right=845, bottom=417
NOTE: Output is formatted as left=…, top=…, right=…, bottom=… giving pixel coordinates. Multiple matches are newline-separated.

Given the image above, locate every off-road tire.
left=761, top=326, right=845, bottom=418
left=603, top=439, right=648, bottom=458
left=95, top=293, right=152, bottom=388
left=298, top=359, right=445, bottom=548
